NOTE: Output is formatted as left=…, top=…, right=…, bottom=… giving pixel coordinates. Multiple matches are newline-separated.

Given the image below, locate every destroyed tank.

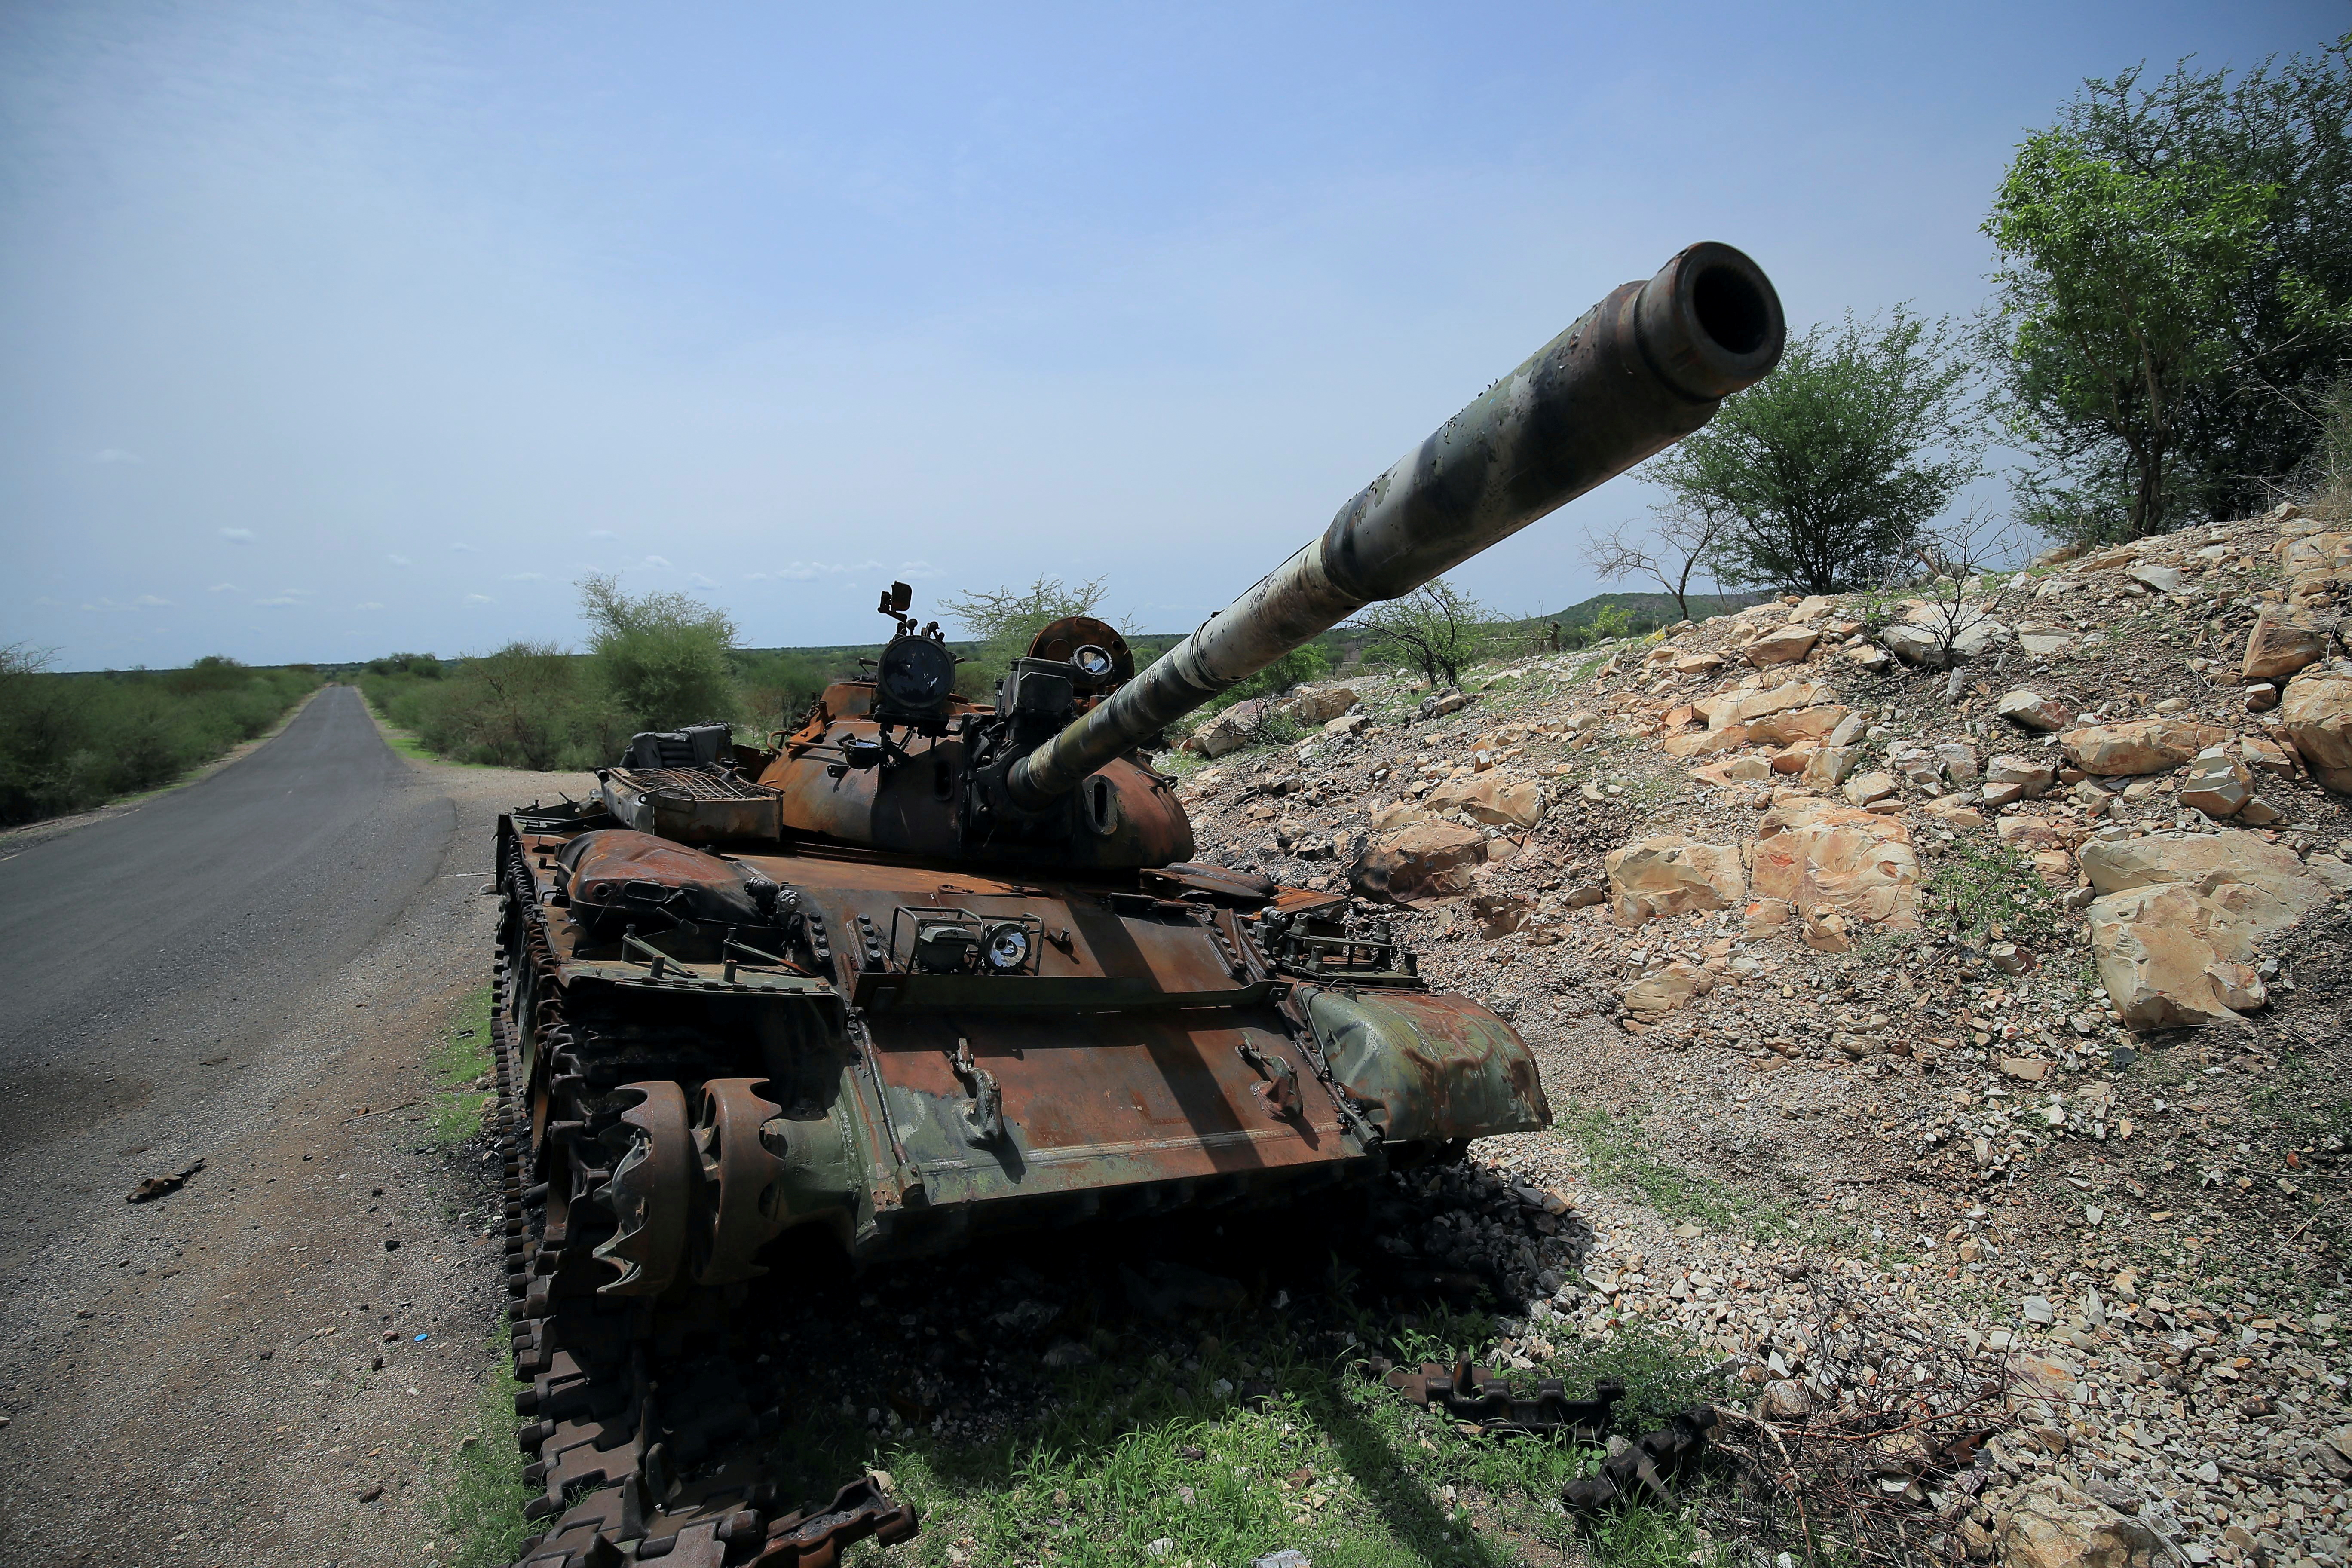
left=489, top=242, right=1785, bottom=1565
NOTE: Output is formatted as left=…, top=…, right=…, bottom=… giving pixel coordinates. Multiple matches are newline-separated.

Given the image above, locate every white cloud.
left=502, top=571, right=543, bottom=582
left=220, top=527, right=256, bottom=543
left=896, top=560, right=942, bottom=579
left=252, top=596, right=301, bottom=606
left=386, top=554, right=412, bottom=567
left=135, top=594, right=172, bottom=606
left=641, top=554, right=673, bottom=569
left=588, top=528, right=619, bottom=539
left=688, top=572, right=717, bottom=588
left=450, top=542, right=475, bottom=552
left=352, top=601, right=385, bottom=610
left=207, top=582, right=240, bottom=593
left=464, top=593, right=494, bottom=605
left=93, top=448, right=144, bottom=465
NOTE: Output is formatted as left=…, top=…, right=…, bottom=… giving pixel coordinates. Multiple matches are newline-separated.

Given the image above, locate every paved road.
left=0, top=687, right=576, bottom=1565
left=0, top=686, right=455, bottom=1244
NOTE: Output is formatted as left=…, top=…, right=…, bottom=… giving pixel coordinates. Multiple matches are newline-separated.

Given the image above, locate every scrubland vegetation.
left=0, top=650, right=319, bottom=827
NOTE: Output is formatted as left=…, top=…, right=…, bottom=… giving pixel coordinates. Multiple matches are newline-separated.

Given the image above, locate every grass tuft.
left=430, top=984, right=496, bottom=1146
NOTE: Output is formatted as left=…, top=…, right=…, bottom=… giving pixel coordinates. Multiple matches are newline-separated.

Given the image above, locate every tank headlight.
left=984, top=923, right=1029, bottom=971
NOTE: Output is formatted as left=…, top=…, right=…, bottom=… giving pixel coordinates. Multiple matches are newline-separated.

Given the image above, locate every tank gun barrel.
left=1005, top=242, right=1785, bottom=809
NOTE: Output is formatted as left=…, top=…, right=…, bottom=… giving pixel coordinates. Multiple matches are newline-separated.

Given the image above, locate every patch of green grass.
left=1556, top=1108, right=1769, bottom=1241
left=1921, top=839, right=2064, bottom=952
left=842, top=1309, right=1733, bottom=1568
left=430, top=984, right=496, bottom=1146
left=436, top=1351, right=534, bottom=1568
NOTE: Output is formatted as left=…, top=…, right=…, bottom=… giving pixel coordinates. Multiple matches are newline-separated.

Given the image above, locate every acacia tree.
left=1650, top=308, right=1981, bottom=595
left=2049, top=38, right=2352, bottom=519
left=1348, top=578, right=1490, bottom=687
left=1982, top=133, right=2279, bottom=539
left=1582, top=499, right=1734, bottom=622
left=941, top=574, right=1109, bottom=680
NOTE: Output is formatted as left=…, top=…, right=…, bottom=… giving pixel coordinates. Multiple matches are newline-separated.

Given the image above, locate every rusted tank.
left=490, top=242, right=1783, bottom=1565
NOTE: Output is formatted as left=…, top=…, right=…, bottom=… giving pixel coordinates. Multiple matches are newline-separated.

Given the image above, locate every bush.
left=0, top=647, right=319, bottom=827
left=1197, top=641, right=1334, bottom=718
left=579, top=574, right=739, bottom=731
left=360, top=644, right=621, bottom=772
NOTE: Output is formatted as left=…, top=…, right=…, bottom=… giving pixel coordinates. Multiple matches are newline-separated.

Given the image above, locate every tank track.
left=489, top=870, right=918, bottom=1568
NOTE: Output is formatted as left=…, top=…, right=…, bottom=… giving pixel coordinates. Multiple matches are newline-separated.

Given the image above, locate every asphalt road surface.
left=0, top=685, right=576, bottom=1566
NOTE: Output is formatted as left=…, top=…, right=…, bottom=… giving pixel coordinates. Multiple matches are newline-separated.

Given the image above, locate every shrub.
left=579, top=575, right=739, bottom=731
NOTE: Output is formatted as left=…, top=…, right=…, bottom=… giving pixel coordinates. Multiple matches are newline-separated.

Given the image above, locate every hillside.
left=1166, top=504, right=2352, bottom=1567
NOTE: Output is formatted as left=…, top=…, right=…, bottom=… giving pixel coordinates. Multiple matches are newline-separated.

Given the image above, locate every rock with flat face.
left=1997, top=689, right=2072, bottom=732
left=2089, top=885, right=2260, bottom=1028
left=1743, top=705, right=1846, bottom=745
left=2079, top=829, right=2340, bottom=939
left=1879, top=623, right=1945, bottom=665
left=2060, top=718, right=2230, bottom=776
left=1622, top=960, right=1712, bottom=1015
left=2127, top=562, right=2181, bottom=594
left=2240, top=611, right=2327, bottom=683
left=1842, top=770, right=1899, bottom=806
left=1347, top=820, right=1485, bottom=905
left=1604, top=835, right=1746, bottom=926
left=1425, top=773, right=1544, bottom=828
left=1744, top=624, right=1820, bottom=666
left=1279, top=686, right=1360, bottom=726
left=2178, top=746, right=2254, bottom=819
left=1800, top=745, right=1858, bottom=787
left=1934, top=741, right=1981, bottom=783
left=1751, top=798, right=1920, bottom=930
left=1924, top=793, right=1985, bottom=829
left=2278, top=670, right=2352, bottom=793
left=1468, top=892, right=1535, bottom=939
left=1982, top=754, right=2056, bottom=805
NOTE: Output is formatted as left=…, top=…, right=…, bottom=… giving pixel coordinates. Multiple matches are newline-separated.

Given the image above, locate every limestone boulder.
left=1280, top=685, right=1359, bottom=726
left=1348, top=821, right=1485, bottom=905
left=1604, top=836, right=1746, bottom=926
left=2079, top=829, right=2339, bottom=940
left=1186, top=700, right=1266, bottom=758
left=1745, top=624, right=1819, bottom=666
left=1425, top=773, right=1544, bottom=828
left=1698, top=679, right=1837, bottom=731
left=1623, top=961, right=1712, bottom=1015
left=1983, top=754, right=2056, bottom=805
left=1994, top=1476, right=2176, bottom=1568
left=1661, top=724, right=1749, bottom=759
left=1743, top=705, right=1846, bottom=746
left=2278, top=670, right=2352, bottom=793
left=1842, top=771, right=1899, bottom=807
left=1879, top=622, right=1945, bottom=666
left=2177, top=746, right=2254, bottom=819
left=1369, top=800, right=1429, bottom=834
left=1997, top=689, right=2072, bottom=732
left=2240, top=612, right=2327, bottom=683
left=2061, top=719, right=2229, bottom=776
left=2090, top=883, right=2265, bottom=1028
left=2275, top=530, right=2352, bottom=576
left=1751, top=798, right=1920, bottom=930
left=1800, top=746, right=1858, bottom=787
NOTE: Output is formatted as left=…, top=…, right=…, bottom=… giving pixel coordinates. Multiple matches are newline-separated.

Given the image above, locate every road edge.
left=0, top=682, right=334, bottom=860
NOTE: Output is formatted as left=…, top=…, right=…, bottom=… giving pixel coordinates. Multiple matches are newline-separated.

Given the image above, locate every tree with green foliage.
left=2010, top=38, right=2352, bottom=527
left=1348, top=578, right=1491, bottom=687
left=578, top=575, right=739, bottom=731
left=940, top=574, right=1109, bottom=682
left=1652, top=308, right=1981, bottom=595
left=1984, top=133, right=2285, bottom=539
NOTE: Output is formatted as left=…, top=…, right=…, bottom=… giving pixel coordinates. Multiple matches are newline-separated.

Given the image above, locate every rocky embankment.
left=1169, top=505, right=2352, bottom=1568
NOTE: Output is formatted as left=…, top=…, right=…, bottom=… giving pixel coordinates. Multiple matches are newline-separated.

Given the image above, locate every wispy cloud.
left=688, top=572, right=717, bottom=588
left=588, top=528, right=618, bottom=540
left=450, top=542, right=475, bottom=553
left=93, top=448, right=144, bottom=465
left=220, top=527, right=256, bottom=544
left=252, top=596, right=302, bottom=606
left=207, top=582, right=240, bottom=593
left=769, top=559, right=884, bottom=581
left=641, top=554, right=673, bottom=569
left=897, top=560, right=941, bottom=579
left=135, top=594, right=172, bottom=606
left=352, top=601, right=385, bottom=610
left=464, top=593, right=494, bottom=605
left=502, top=571, right=543, bottom=582
left=386, top=554, right=412, bottom=567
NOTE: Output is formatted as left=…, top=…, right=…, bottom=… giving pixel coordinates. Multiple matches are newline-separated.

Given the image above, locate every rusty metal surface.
left=600, top=764, right=784, bottom=845
left=1378, top=1358, right=1625, bottom=1438
left=1008, top=244, right=1785, bottom=805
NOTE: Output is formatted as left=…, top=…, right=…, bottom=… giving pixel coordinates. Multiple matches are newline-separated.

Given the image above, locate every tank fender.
left=554, top=829, right=767, bottom=932
left=1298, top=987, right=1550, bottom=1144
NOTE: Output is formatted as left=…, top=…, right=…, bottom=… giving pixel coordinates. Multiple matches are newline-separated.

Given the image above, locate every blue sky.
left=1, top=1, right=2336, bottom=669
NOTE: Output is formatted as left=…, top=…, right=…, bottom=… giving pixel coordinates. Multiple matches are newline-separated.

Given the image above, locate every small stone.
left=1842, top=771, right=1899, bottom=807
left=361, top=1484, right=383, bottom=1503
left=1746, top=625, right=1821, bottom=665
left=2021, top=1295, right=2055, bottom=1325
left=1759, top=1378, right=1813, bottom=1419
left=2245, top=682, right=2280, bottom=713
left=2128, top=562, right=2182, bottom=594
left=1997, top=690, right=2072, bottom=732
